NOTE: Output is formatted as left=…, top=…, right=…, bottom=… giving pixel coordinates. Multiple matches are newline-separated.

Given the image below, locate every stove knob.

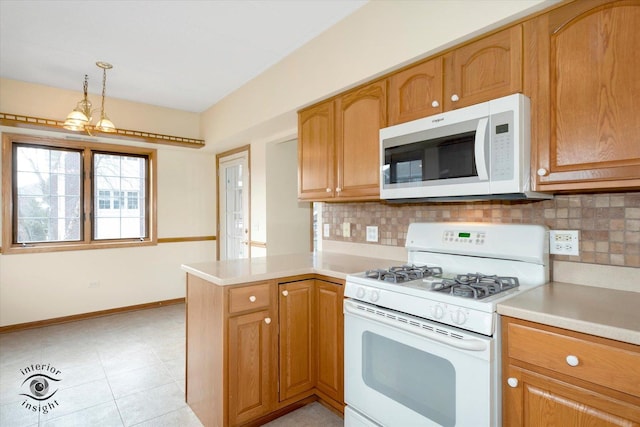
left=452, top=309, right=467, bottom=325
left=370, top=290, right=380, bottom=303
left=432, top=305, right=445, bottom=319
left=356, top=287, right=366, bottom=299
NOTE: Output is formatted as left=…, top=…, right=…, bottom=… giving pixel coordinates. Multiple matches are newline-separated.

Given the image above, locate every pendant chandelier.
left=63, top=61, right=116, bottom=133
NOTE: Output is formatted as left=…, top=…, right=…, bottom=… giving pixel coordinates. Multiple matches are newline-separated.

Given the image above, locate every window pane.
left=14, top=146, right=82, bottom=243
left=93, top=153, right=147, bottom=240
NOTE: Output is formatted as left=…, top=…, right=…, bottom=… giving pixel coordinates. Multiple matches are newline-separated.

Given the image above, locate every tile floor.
left=0, top=303, right=343, bottom=427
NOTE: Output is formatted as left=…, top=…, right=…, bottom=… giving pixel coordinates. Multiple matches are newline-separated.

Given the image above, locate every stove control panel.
left=344, top=281, right=495, bottom=335
left=443, top=230, right=486, bottom=246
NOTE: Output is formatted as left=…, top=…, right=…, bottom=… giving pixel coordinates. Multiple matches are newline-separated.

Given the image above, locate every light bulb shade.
left=95, top=115, right=116, bottom=133
left=63, top=109, right=90, bottom=131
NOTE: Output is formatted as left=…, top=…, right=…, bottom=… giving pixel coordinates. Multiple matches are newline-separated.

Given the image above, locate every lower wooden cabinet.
left=228, top=309, right=277, bottom=426
left=501, top=316, right=640, bottom=426
left=315, top=280, right=344, bottom=404
left=186, top=273, right=344, bottom=427
left=278, top=278, right=345, bottom=408
left=279, top=280, right=316, bottom=400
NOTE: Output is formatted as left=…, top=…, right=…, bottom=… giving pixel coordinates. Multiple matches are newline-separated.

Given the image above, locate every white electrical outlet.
left=342, top=222, right=351, bottom=238
left=323, top=223, right=330, bottom=238
left=549, top=230, right=579, bottom=256
left=366, top=226, right=378, bottom=242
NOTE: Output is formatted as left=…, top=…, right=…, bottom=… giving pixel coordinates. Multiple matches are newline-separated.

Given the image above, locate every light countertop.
left=181, top=252, right=404, bottom=286
left=498, top=282, right=640, bottom=346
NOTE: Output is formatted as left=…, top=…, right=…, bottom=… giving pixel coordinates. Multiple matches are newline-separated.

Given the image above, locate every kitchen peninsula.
left=181, top=252, right=403, bottom=427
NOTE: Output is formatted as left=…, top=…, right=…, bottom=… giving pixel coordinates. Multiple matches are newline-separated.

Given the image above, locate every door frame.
left=216, top=145, right=251, bottom=260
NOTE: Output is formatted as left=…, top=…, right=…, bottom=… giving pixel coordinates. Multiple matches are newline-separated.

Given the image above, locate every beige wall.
left=266, top=139, right=311, bottom=256
left=0, top=81, right=215, bottom=326
left=0, top=0, right=557, bottom=325
left=200, top=0, right=554, bottom=151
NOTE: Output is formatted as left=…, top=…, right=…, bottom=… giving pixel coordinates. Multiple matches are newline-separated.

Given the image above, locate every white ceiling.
left=0, top=0, right=368, bottom=113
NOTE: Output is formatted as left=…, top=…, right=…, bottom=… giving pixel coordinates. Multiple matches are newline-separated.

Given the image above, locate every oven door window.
left=362, top=331, right=456, bottom=427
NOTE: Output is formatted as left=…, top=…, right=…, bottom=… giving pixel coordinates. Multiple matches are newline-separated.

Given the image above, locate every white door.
left=218, top=149, right=250, bottom=260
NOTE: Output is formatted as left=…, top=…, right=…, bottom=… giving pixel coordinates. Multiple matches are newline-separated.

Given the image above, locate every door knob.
left=451, top=94, right=460, bottom=102
left=507, top=377, right=518, bottom=388
left=537, top=168, right=549, bottom=176
left=282, top=290, right=289, bottom=297
left=264, top=317, right=271, bottom=324
left=431, top=100, right=440, bottom=108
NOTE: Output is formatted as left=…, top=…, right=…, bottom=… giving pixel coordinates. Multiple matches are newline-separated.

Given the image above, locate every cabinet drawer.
left=507, top=322, right=640, bottom=398
left=228, top=283, right=271, bottom=314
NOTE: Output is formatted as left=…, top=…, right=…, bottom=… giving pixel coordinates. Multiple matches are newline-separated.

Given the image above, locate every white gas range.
left=343, top=222, right=549, bottom=427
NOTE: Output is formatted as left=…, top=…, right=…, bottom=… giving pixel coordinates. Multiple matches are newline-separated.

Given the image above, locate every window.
left=2, top=133, right=157, bottom=253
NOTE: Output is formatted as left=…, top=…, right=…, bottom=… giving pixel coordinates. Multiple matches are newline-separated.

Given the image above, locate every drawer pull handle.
left=282, top=290, right=289, bottom=297
left=249, top=295, right=257, bottom=303
left=507, top=377, right=518, bottom=388
left=566, top=355, right=579, bottom=367
left=264, top=317, right=271, bottom=324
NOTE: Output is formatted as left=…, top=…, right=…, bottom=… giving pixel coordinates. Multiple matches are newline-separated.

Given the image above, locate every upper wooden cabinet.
left=298, top=100, right=335, bottom=200
left=387, top=58, right=444, bottom=126
left=386, top=26, right=522, bottom=126
left=527, top=0, right=640, bottom=192
left=298, top=81, right=385, bottom=201
left=444, top=25, right=523, bottom=111
left=335, top=81, right=386, bottom=200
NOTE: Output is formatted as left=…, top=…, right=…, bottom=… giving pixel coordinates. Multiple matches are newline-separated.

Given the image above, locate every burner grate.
left=431, top=273, right=519, bottom=299
left=364, top=264, right=443, bottom=283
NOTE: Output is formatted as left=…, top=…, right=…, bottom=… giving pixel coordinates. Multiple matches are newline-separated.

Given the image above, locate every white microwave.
left=380, top=93, right=551, bottom=201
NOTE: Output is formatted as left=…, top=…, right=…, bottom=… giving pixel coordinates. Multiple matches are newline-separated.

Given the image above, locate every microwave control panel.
left=490, top=110, right=514, bottom=181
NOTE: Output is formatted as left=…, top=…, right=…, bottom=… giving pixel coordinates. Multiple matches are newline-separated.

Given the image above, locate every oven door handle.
left=345, top=301, right=488, bottom=352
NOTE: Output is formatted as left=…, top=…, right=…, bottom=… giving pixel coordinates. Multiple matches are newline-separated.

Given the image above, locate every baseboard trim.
left=0, top=298, right=185, bottom=333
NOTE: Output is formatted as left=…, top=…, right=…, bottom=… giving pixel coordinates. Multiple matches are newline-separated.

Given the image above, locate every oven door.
left=344, top=299, right=497, bottom=427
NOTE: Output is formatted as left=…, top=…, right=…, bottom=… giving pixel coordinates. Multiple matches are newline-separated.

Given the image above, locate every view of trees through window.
left=15, top=145, right=82, bottom=243
left=12, top=143, right=148, bottom=245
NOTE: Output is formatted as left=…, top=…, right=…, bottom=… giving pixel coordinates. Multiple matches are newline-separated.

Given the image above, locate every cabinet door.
left=315, top=280, right=344, bottom=405
left=279, top=280, right=316, bottom=400
left=528, top=0, right=640, bottom=191
left=444, top=25, right=523, bottom=110
left=504, top=366, right=640, bottom=426
left=228, top=309, right=276, bottom=426
left=298, top=100, right=335, bottom=200
left=335, top=81, right=386, bottom=200
left=387, top=58, right=443, bottom=125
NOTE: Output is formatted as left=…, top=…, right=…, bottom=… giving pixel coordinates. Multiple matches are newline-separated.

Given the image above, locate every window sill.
left=0, top=239, right=158, bottom=255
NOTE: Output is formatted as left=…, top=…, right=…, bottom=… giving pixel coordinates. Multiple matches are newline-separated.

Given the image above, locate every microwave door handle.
left=475, top=117, right=489, bottom=181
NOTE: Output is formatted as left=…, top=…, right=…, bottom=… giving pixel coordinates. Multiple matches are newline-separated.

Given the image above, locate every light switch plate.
left=366, top=226, right=378, bottom=242
left=342, top=222, right=351, bottom=238
left=549, top=230, right=579, bottom=256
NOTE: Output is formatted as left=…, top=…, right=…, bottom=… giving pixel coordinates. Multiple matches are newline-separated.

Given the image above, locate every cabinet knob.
left=249, top=295, right=256, bottom=303
left=566, top=355, right=580, bottom=367
left=326, top=188, right=331, bottom=192
left=451, top=94, right=460, bottom=102
left=264, top=317, right=271, bottom=324
left=282, top=290, right=289, bottom=297
left=507, top=377, right=519, bottom=388
left=537, top=168, right=549, bottom=177
left=431, top=100, right=440, bottom=108
left=336, top=187, right=342, bottom=193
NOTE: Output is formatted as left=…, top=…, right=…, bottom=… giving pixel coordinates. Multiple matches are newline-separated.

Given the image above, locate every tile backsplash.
left=322, top=192, right=640, bottom=268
